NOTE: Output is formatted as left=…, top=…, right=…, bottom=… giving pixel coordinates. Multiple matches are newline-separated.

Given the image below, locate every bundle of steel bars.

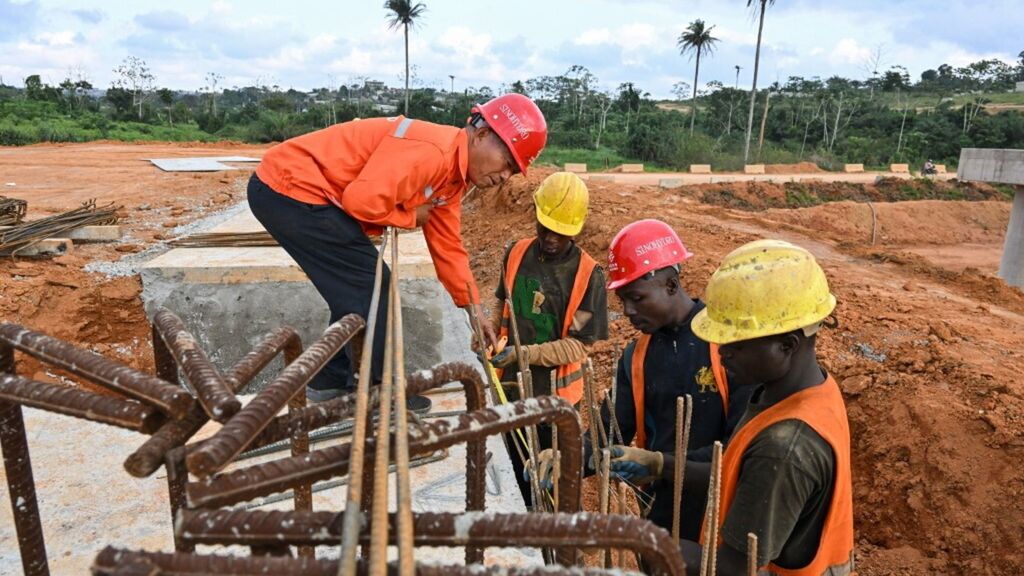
left=0, top=200, right=119, bottom=256
left=0, top=196, right=27, bottom=226
left=168, top=231, right=278, bottom=248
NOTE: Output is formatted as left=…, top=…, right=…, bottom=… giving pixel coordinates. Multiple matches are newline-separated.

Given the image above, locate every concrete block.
left=619, top=163, right=644, bottom=173
left=690, top=164, right=712, bottom=174
left=66, top=225, right=122, bottom=242
left=934, top=164, right=947, bottom=174
left=588, top=174, right=616, bottom=182
left=744, top=164, right=766, bottom=175
left=1016, top=81, right=1024, bottom=93
left=564, top=163, right=587, bottom=173
left=999, top=190, right=1024, bottom=288
left=141, top=223, right=475, bottom=391
left=11, top=238, right=73, bottom=257
left=659, top=178, right=684, bottom=188
left=957, top=148, right=1024, bottom=185
left=890, top=163, right=910, bottom=174
left=843, top=164, right=865, bottom=173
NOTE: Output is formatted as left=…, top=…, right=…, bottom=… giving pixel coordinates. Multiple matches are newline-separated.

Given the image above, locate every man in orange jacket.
left=248, top=94, right=547, bottom=407
left=681, top=240, right=854, bottom=576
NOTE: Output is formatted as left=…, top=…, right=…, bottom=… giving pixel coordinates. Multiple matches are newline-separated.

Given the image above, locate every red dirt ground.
left=1, top=145, right=1022, bottom=574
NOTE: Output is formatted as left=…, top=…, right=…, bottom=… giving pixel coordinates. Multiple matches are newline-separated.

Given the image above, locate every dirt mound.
left=764, top=161, right=824, bottom=174
left=760, top=200, right=1010, bottom=246
left=464, top=170, right=1024, bottom=575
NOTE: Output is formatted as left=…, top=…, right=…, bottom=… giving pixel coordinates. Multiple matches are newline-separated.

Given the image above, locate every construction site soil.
left=2, top=143, right=1023, bottom=574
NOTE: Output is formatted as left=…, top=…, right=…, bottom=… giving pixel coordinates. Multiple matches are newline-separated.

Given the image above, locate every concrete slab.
left=934, top=164, right=947, bottom=174
left=0, top=386, right=539, bottom=574
left=890, top=163, right=910, bottom=174
left=689, top=164, right=712, bottom=174
left=744, top=164, right=765, bottom=175
left=563, top=163, right=587, bottom=173
left=149, top=158, right=239, bottom=172
left=958, top=149, right=1024, bottom=185
left=66, top=225, right=122, bottom=242
left=619, top=164, right=644, bottom=173
left=587, top=175, right=616, bottom=182
left=659, top=178, right=684, bottom=188
left=843, top=164, right=865, bottom=173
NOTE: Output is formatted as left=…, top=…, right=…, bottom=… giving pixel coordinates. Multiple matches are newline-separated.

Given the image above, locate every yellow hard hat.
left=534, top=172, right=589, bottom=237
left=691, top=240, right=836, bottom=345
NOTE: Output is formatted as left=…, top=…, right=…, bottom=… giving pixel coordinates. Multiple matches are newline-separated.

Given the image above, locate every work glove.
left=523, top=448, right=556, bottom=490
left=490, top=346, right=528, bottom=369
left=608, top=445, right=664, bottom=485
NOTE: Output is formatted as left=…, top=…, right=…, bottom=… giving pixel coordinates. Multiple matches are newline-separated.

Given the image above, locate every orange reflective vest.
left=498, top=237, right=597, bottom=406
left=705, top=375, right=854, bottom=575
left=630, top=334, right=729, bottom=450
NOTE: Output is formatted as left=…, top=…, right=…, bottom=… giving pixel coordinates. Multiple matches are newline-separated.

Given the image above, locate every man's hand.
left=608, top=445, right=664, bottom=485
left=524, top=448, right=556, bottom=490
left=415, top=204, right=432, bottom=227
left=479, top=313, right=500, bottom=353
left=491, top=345, right=532, bottom=369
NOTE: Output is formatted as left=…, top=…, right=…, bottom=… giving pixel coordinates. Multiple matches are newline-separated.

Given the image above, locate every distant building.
left=364, top=80, right=386, bottom=93
left=1016, top=81, right=1024, bottom=93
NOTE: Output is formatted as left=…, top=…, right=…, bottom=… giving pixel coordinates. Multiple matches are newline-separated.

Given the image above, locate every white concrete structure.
left=958, top=148, right=1024, bottom=287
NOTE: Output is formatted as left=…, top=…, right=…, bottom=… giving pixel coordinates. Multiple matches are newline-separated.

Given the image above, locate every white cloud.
left=575, top=28, right=611, bottom=46
left=830, top=38, right=871, bottom=66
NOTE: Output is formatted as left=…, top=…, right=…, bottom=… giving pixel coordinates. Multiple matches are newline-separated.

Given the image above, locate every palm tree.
left=743, top=0, right=776, bottom=163
left=384, top=0, right=427, bottom=116
left=677, top=19, right=720, bottom=136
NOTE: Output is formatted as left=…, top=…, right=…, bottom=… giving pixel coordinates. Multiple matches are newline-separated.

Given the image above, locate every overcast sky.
left=1, top=0, right=1021, bottom=98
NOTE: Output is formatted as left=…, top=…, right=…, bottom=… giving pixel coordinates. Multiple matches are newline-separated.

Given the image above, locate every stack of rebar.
left=0, top=196, right=27, bottom=226
left=168, top=231, right=278, bottom=248
left=0, top=200, right=119, bottom=256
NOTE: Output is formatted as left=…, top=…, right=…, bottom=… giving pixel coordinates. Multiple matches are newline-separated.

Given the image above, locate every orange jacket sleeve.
left=422, top=192, right=479, bottom=307
left=341, top=136, right=446, bottom=229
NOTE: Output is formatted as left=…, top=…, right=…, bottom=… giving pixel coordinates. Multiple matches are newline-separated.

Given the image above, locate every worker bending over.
left=248, top=94, right=546, bottom=409
left=491, top=172, right=608, bottom=504
left=682, top=239, right=854, bottom=575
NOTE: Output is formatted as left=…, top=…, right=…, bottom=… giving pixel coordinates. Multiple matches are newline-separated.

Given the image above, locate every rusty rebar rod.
left=671, top=395, right=693, bottom=541
left=186, top=314, right=365, bottom=478
left=93, top=546, right=641, bottom=576
left=0, top=323, right=192, bottom=418
left=186, top=396, right=582, bottom=522
left=0, top=373, right=164, bottom=433
left=175, top=510, right=683, bottom=575
left=700, top=441, right=724, bottom=576
left=125, top=326, right=303, bottom=478
left=339, top=230, right=389, bottom=576
left=388, top=228, right=415, bottom=576
left=368, top=232, right=398, bottom=576
left=1, top=342, right=49, bottom=576
left=152, top=308, right=240, bottom=422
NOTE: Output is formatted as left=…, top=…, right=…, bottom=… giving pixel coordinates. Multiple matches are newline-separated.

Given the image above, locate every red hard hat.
left=606, top=219, right=693, bottom=290
left=471, top=94, right=547, bottom=175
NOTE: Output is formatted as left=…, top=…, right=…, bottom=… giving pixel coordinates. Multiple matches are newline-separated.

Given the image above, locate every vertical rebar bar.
left=337, top=229, right=388, bottom=576
left=702, top=441, right=724, bottom=576
left=0, top=342, right=49, bottom=576
left=389, top=229, right=415, bottom=576
left=671, top=395, right=692, bottom=541
left=165, top=447, right=193, bottom=553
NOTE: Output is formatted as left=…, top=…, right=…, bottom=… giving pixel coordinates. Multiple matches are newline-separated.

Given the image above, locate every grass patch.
left=537, top=146, right=671, bottom=172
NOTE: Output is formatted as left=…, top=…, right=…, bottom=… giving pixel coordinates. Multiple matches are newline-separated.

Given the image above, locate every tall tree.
left=677, top=19, right=720, bottom=135
left=744, top=0, right=775, bottom=163
left=113, top=56, right=154, bottom=121
left=384, top=0, right=427, bottom=116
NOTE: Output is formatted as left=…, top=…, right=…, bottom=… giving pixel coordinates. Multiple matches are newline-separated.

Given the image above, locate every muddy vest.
left=498, top=237, right=597, bottom=406
left=630, top=334, right=730, bottom=450
left=706, top=375, right=854, bottom=575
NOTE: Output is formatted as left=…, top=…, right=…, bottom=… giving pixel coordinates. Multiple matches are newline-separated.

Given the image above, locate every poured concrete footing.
left=140, top=206, right=480, bottom=391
